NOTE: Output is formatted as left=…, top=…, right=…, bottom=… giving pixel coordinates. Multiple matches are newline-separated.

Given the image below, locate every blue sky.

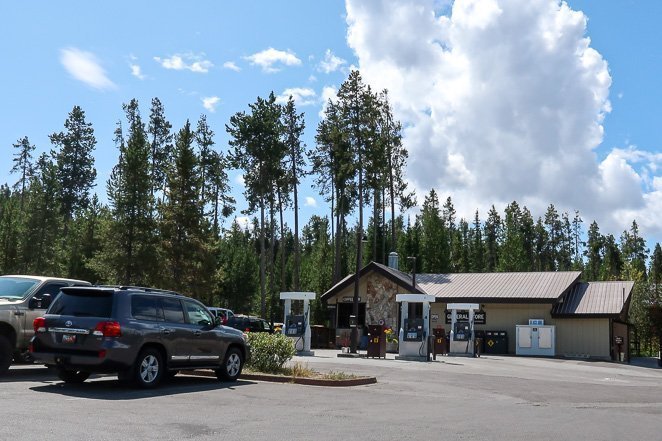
left=1, top=1, right=662, bottom=243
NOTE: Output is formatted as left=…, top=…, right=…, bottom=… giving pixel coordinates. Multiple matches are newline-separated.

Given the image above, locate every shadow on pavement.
left=29, top=374, right=256, bottom=400
left=0, top=366, right=57, bottom=383
left=630, top=357, right=662, bottom=369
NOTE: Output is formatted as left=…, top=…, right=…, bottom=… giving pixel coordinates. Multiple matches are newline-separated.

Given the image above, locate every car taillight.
left=93, top=321, right=122, bottom=337
left=244, top=328, right=250, bottom=332
left=33, top=317, right=46, bottom=333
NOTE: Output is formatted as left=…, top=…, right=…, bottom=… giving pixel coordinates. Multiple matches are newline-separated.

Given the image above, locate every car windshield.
left=0, top=277, right=39, bottom=300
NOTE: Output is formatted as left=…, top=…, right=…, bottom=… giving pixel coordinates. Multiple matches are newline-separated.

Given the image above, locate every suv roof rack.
left=95, top=285, right=184, bottom=296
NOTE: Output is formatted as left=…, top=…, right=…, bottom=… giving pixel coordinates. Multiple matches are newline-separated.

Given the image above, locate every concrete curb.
left=182, top=370, right=377, bottom=387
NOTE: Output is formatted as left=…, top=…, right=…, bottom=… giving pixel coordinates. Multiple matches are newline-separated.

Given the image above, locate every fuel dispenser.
left=395, top=294, right=436, bottom=361
left=447, top=303, right=480, bottom=356
left=279, top=292, right=316, bottom=356
left=285, top=315, right=305, bottom=337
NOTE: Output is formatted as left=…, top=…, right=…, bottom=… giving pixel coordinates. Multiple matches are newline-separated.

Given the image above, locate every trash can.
left=367, top=324, right=386, bottom=359
left=433, top=327, right=446, bottom=359
left=474, top=330, right=485, bottom=357
left=484, top=331, right=508, bottom=354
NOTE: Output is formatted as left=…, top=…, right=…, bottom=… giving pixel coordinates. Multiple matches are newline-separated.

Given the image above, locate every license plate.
left=62, top=334, right=76, bottom=344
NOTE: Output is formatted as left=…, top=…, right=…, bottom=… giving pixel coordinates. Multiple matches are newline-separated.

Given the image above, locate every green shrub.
left=246, top=332, right=296, bottom=373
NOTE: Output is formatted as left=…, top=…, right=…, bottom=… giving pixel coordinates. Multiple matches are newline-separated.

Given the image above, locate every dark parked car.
left=226, top=315, right=274, bottom=334
left=30, top=286, right=250, bottom=388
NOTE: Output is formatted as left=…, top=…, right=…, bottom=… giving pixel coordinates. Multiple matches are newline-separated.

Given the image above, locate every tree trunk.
left=269, top=199, right=276, bottom=324
left=259, top=196, right=266, bottom=319
left=373, top=187, right=378, bottom=263
left=292, top=146, right=300, bottom=292
left=278, top=188, right=286, bottom=293
left=334, top=191, right=343, bottom=283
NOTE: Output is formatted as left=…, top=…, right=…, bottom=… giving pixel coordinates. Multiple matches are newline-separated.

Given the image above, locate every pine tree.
left=484, top=205, right=501, bottom=271
left=227, top=92, right=286, bottom=318
left=50, top=105, right=97, bottom=235
left=419, top=189, right=448, bottom=272
left=10, top=136, right=36, bottom=209
left=469, top=210, right=484, bottom=272
left=160, top=120, right=210, bottom=296
left=98, top=99, right=158, bottom=285
left=584, top=221, right=603, bottom=281
left=281, top=96, right=306, bottom=290
left=147, top=97, right=173, bottom=202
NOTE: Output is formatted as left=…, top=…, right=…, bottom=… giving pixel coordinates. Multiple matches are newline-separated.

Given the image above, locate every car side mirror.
left=29, top=293, right=52, bottom=309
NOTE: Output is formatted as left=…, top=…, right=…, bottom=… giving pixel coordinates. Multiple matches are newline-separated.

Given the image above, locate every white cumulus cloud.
left=223, top=61, right=241, bottom=72
left=305, top=197, right=318, bottom=207
left=245, top=48, right=301, bottom=73
left=60, top=47, right=116, bottom=90
left=202, top=96, right=220, bottom=112
left=275, top=88, right=317, bottom=106
left=154, top=53, right=213, bottom=73
left=318, top=49, right=347, bottom=73
left=345, top=0, right=662, bottom=237
left=130, top=64, right=145, bottom=80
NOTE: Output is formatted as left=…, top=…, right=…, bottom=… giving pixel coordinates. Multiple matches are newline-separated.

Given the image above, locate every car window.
left=0, top=277, right=39, bottom=299
left=37, top=283, right=68, bottom=297
left=48, top=291, right=113, bottom=318
left=132, top=295, right=164, bottom=322
left=160, top=298, right=185, bottom=324
left=183, top=300, right=213, bottom=326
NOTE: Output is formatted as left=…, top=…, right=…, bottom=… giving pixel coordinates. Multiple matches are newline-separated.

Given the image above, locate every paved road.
left=1, top=353, right=660, bottom=441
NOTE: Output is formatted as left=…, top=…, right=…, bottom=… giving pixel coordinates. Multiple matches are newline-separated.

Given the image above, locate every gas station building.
left=321, top=260, right=634, bottom=361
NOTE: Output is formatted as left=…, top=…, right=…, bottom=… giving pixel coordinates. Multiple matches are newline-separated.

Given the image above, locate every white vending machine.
left=516, top=319, right=555, bottom=357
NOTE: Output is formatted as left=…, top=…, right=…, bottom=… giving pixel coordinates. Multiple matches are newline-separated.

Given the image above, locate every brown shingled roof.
left=551, top=281, right=634, bottom=317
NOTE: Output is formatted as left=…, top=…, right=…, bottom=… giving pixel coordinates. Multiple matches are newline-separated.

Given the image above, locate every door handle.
left=161, top=328, right=174, bottom=335
left=194, top=331, right=202, bottom=337
left=14, top=311, right=25, bottom=316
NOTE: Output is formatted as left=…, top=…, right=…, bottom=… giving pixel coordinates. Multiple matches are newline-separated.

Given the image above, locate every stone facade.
left=365, top=272, right=399, bottom=330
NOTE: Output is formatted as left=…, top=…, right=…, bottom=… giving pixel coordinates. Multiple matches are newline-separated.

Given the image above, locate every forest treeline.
left=1, top=71, right=660, bottom=354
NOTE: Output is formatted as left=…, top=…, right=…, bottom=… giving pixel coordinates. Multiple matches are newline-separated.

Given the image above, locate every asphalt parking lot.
left=1, top=352, right=660, bottom=441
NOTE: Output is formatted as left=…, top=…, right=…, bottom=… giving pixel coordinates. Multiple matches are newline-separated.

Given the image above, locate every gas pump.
left=285, top=315, right=305, bottom=337
left=448, top=303, right=479, bottom=356
left=395, top=294, right=436, bottom=361
left=279, top=292, right=316, bottom=356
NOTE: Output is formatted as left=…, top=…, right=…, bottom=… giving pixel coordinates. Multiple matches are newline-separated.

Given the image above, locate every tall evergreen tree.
left=147, top=97, right=173, bottom=202
left=484, top=205, right=501, bottom=271
left=227, top=92, right=286, bottom=318
left=10, top=136, right=36, bottom=209
left=50, top=105, right=97, bottom=235
left=97, top=99, right=157, bottom=285
left=469, top=210, right=484, bottom=272
left=281, top=96, right=306, bottom=290
left=160, top=120, right=210, bottom=296
left=584, top=221, right=603, bottom=281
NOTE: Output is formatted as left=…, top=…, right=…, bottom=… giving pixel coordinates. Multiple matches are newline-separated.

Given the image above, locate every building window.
left=336, top=303, right=366, bottom=328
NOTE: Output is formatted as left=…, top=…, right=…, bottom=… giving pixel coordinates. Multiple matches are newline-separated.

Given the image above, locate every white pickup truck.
left=0, top=275, right=90, bottom=374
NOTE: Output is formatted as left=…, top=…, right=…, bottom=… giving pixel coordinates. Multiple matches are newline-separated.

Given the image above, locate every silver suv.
left=0, top=275, right=91, bottom=375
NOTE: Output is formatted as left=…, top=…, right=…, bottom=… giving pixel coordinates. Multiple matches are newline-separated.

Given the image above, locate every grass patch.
left=245, top=362, right=358, bottom=381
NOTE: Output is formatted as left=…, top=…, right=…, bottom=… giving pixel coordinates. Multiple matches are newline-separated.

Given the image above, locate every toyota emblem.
left=65, top=320, right=73, bottom=327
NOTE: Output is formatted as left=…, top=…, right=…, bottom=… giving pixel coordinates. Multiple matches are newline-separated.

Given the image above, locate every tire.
left=133, top=348, right=164, bottom=389
left=216, top=348, right=243, bottom=382
left=0, top=335, right=12, bottom=375
left=56, top=368, right=90, bottom=384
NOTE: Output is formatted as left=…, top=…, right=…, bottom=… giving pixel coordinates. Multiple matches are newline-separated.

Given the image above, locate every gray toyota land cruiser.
left=30, top=286, right=250, bottom=388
